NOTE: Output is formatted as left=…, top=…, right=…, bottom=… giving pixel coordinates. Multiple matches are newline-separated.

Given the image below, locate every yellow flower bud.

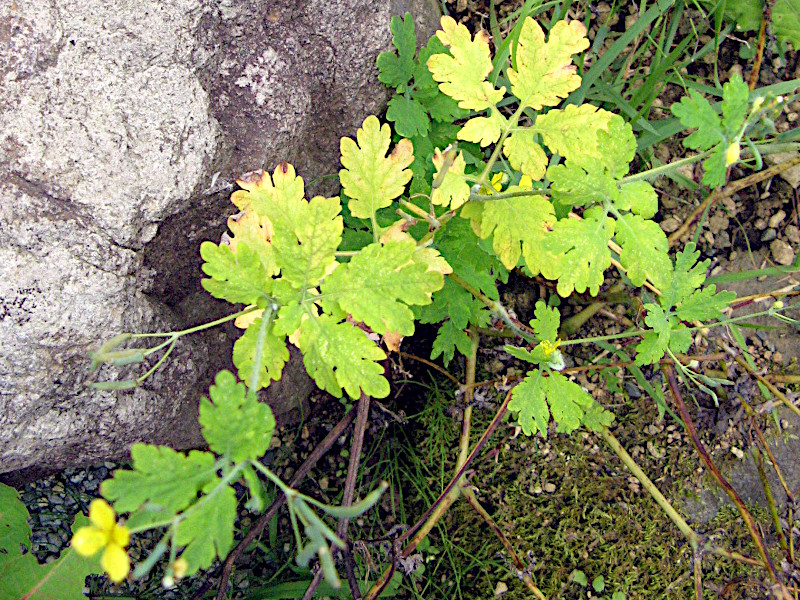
left=724, top=142, right=740, bottom=166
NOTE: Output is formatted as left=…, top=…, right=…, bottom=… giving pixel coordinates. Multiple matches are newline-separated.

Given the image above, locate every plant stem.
left=598, top=427, right=699, bottom=549
left=208, top=407, right=358, bottom=600
left=663, top=365, right=780, bottom=582
left=449, top=273, right=537, bottom=343
left=364, top=387, right=515, bottom=600
left=622, top=150, right=712, bottom=183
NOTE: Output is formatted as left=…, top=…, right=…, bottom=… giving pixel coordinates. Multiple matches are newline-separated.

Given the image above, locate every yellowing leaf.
left=232, top=318, right=289, bottom=390
left=533, top=104, right=616, bottom=167
left=431, top=148, right=471, bottom=210
left=457, top=111, right=508, bottom=146
left=503, top=129, right=548, bottom=180
left=615, top=214, right=673, bottom=289
left=542, top=215, right=615, bottom=296
left=508, top=19, right=589, bottom=109
left=231, top=164, right=305, bottom=216
left=262, top=195, right=343, bottom=290
left=461, top=186, right=556, bottom=270
left=339, top=115, right=414, bottom=222
left=322, top=240, right=444, bottom=336
left=426, top=16, right=505, bottom=111
left=298, top=315, right=389, bottom=399
left=226, top=209, right=278, bottom=277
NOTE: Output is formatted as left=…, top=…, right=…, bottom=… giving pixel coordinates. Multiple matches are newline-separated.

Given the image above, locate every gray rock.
left=0, top=0, right=441, bottom=480
left=760, top=227, right=777, bottom=242
left=681, top=406, right=800, bottom=524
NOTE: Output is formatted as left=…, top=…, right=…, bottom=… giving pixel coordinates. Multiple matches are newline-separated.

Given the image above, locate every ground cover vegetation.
left=2, top=0, right=800, bottom=598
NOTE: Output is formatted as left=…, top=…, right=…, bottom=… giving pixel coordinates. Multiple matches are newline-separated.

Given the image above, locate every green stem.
left=247, top=304, right=276, bottom=394
left=469, top=188, right=550, bottom=202
left=127, top=460, right=245, bottom=534
left=476, top=105, right=526, bottom=188
left=621, top=151, right=711, bottom=183
left=448, top=273, right=536, bottom=344
left=599, top=427, right=700, bottom=549
left=128, top=307, right=259, bottom=342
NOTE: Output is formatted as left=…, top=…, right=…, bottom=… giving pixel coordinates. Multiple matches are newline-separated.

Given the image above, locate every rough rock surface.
left=0, top=0, right=441, bottom=479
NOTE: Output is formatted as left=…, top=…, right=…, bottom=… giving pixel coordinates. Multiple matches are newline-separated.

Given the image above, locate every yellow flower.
left=71, top=499, right=131, bottom=583
left=479, top=172, right=507, bottom=195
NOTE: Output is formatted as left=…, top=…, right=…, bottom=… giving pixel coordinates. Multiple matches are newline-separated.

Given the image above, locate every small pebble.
left=761, top=228, right=777, bottom=242
left=624, top=382, right=642, bottom=399
left=786, top=225, right=800, bottom=244
left=768, top=210, right=786, bottom=228
left=770, top=239, right=795, bottom=265
left=543, top=482, right=556, bottom=493
left=754, top=217, right=768, bottom=231
left=660, top=216, right=681, bottom=233
left=494, top=582, right=509, bottom=596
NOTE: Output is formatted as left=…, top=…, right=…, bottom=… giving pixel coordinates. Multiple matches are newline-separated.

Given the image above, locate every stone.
left=764, top=152, right=800, bottom=188
left=0, top=0, right=441, bottom=481
left=768, top=210, right=786, bottom=228
left=494, top=582, right=509, bottom=596
left=660, top=216, right=681, bottom=233
left=760, top=228, right=777, bottom=242
left=770, top=239, right=795, bottom=265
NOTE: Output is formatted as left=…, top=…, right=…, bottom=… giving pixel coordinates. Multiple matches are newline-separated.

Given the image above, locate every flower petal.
left=89, top=498, right=116, bottom=532
left=111, top=524, right=130, bottom=548
left=71, top=526, right=106, bottom=557
left=101, top=543, right=131, bottom=583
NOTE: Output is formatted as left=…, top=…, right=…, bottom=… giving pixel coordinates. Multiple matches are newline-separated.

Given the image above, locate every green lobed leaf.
left=460, top=186, right=556, bottom=270
left=635, top=303, right=692, bottom=365
left=199, top=370, right=276, bottom=462
left=509, top=370, right=600, bottom=437
left=201, top=241, right=270, bottom=305
left=533, top=104, right=617, bottom=168
left=508, top=369, right=550, bottom=436
left=264, top=195, right=343, bottom=290
left=376, top=12, right=416, bottom=90
left=675, top=286, right=736, bottom=321
left=101, top=445, right=218, bottom=515
left=595, top=116, right=637, bottom=179
left=430, top=148, right=472, bottom=210
left=721, top=73, right=749, bottom=135
left=503, top=129, right=548, bottom=180
left=635, top=304, right=670, bottom=365
left=0, top=512, right=102, bottom=600
left=386, top=95, right=430, bottom=138
left=616, top=180, right=658, bottom=218
left=615, top=214, right=673, bottom=289
left=232, top=318, right=289, bottom=390
left=670, top=89, right=723, bottom=150
left=507, top=19, right=589, bottom=110
left=174, top=484, right=237, bottom=576
left=426, top=16, right=505, bottom=111
left=430, top=318, right=476, bottom=365
left=700, top=146, right=729, bottom=188
left=298, top=315, right=389, bottom=399
left=435, top=216, right=508, bottom=300
left=530, top=300, right=560, bottom=342
left=547, top=162, right=616, bottom=208
left=339, top=115, right=414, bottom=222
left=662, top=242, right=708, bottom=308
left=322, top=240, right=445, bottom=336
left=541, top=215, right=614, bottom=296
left=457, top=111, right=508, bottom=147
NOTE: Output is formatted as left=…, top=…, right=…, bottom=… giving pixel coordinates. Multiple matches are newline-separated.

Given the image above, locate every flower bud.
left=725, top=142, right=740, bottom=166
